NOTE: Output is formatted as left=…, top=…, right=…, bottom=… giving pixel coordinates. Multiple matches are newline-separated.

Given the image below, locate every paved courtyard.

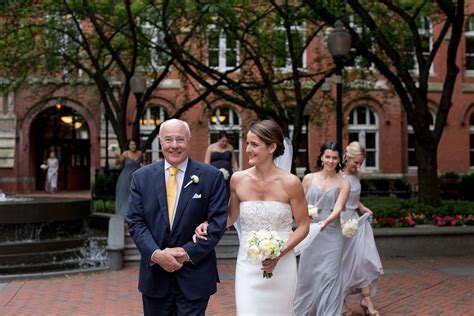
left=0, top=256, right=473, bottom=315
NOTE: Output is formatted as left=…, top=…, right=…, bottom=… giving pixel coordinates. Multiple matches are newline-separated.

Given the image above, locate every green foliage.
left=93, top=172, right=118, bottom=197
left=92, top=172, right=118, bottom=214
left=93, top=199, right=115, bottom=214
left=361, top=197, right=474, bottom=228
left=442, top=172, right=460, bottom=179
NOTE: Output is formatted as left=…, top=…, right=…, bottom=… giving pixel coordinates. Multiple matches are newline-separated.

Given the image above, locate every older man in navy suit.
left=126, top=119, right=228, bottom=316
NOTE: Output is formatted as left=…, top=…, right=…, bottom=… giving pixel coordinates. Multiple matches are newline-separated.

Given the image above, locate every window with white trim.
left=274, top=21, right=306, bottom=71
left=140, top=106, right=169, bottom=162
left=208, top=107, right=242, bottom=167
left=347, top=107, right=378, bottom=170
left=407, top=111, right=435, bottom=168
left=142, top=22, right=168, bottom=69
left=207, top=24, right=239, bottom=72
left=46, top=13, right=81, bottom=76
left=407, top=16, right=433, bottom=74
left=470, top=112, right=474, bottom=167
left=465, top=16, right=474, bottom=74
left=347, top=15, right=373, bottom=70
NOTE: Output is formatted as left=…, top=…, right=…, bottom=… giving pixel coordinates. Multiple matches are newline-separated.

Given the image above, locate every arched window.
left=407, top=111, right=435, bottom=169
left=208, top=107, right=242, bottom=167
left=347, top=106, right=378, bottom=170
left=140, top=106, right=169, bottom=162
left=470, top=112, right=474, bottom=167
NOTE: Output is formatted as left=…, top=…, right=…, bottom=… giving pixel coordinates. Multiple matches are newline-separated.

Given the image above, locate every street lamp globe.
left=130, top=67, right=147, bottom=94
left=327, top=20, right=352, bottom=58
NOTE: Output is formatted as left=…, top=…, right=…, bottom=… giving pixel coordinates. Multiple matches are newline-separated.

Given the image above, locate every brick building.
left=1, top=6, right=474, bottom=194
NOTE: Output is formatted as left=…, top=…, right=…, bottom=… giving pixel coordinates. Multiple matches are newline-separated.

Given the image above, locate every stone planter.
left=374, top=226, right=474, bottom=257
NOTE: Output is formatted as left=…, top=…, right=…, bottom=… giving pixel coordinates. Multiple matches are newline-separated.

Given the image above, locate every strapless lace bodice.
left=239, top=201, right=293, bottom=235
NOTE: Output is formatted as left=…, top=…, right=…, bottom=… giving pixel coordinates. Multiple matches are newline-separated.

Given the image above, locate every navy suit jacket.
left=126, top=158, right=228, bottom=300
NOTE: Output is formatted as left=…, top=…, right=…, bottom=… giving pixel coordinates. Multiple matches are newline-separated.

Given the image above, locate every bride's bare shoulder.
left=230, top=168, right=252, bottom=182
left=279, top=169, right=302, bottom=186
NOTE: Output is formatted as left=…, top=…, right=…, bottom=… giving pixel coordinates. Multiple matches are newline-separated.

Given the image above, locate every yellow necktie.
left=166, top=166, right=179, bottom=225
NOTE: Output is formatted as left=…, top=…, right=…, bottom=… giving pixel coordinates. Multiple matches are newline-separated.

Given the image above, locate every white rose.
left=308, top=204, right=319, bottom=218
left=342, top=218, right=359, bottom=238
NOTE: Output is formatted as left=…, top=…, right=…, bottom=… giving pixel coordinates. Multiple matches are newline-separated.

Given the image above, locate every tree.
left=305, top=0, right=465, bottom=205
left=0, top=0, right=212, bottom=151
left=160, top=0, right=336, bottom=170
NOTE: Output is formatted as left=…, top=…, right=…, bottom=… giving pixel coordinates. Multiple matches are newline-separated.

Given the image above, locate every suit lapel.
left=173, top=159, right=201, bottom=229
left=152, top=160, right=170, bottom=227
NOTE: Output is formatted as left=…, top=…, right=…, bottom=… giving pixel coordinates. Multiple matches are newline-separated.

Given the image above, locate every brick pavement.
left=0, top=256, right=473, bottom=315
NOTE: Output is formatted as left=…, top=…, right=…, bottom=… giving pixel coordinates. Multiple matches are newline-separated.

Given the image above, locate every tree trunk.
left=415, top=139, right=440, bottom=206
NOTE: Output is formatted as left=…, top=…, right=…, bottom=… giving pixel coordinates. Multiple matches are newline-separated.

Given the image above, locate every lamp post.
left=130, top=67, right=147, bottom=148
left=327, top=20, right=351, bottom=147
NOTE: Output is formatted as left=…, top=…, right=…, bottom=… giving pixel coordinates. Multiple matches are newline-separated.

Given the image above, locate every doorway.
left=31, top=106, right=91, bottom=191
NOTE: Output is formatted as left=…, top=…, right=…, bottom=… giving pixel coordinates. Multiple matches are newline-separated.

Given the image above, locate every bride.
left=195, top=120, right=309, bottom=315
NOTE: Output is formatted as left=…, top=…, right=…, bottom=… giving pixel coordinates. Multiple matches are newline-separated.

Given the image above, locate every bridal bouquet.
left=308, top=204, right=318, bottom=219
left=342, top=218, right=358, bottom=238
left=246, top=229, right=285, bottom=279
left=219, top=168, right=230, bottom=180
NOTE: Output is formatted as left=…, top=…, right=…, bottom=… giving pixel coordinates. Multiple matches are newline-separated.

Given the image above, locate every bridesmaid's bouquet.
left=308, top=204, right=318, bottom=219
left=342, top=218, right=359, bottom=237
left=246, top=229, right=285, bottom=279
left=108, top=143, right=119, bottom=153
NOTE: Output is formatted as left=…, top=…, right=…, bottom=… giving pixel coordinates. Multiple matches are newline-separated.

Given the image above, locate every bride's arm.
left=280, top=175, right=310, bottom=257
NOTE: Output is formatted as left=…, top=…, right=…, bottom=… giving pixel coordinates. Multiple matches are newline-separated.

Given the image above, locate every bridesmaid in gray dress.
left=341, top=142, right=383, bottom=316
left=294, top=141, right=350, bottom=316
left=115, top=140, right=143, bottom=217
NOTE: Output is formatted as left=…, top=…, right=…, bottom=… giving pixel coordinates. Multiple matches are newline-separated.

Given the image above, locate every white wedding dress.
left=235, top=201, right=297, bottom=316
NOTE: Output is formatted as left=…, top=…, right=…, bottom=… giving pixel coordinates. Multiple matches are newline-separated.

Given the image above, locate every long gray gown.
left=340, top=175, right=383, bottom=298
left=115, top=157, right=142, bottom=217
left=294, top=184, right=344, bottom=316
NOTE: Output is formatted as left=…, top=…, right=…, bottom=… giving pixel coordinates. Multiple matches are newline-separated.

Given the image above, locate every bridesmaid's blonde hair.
left=344, top=141, right=366, bottom=162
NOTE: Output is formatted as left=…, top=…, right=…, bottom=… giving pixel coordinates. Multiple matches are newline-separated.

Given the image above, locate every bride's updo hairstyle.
left=316, top=141, right=343, bottom=172
left=343, top=141, right=366, bottom=164
left=249, top=120, right=285, bottom=159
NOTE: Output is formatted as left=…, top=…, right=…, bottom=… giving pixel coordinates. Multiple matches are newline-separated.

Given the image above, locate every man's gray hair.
left=159, top=119, right=191, bottom=138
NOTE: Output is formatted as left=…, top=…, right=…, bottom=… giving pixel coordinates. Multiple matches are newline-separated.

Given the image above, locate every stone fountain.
left=0, top=192, right=109, bottom=279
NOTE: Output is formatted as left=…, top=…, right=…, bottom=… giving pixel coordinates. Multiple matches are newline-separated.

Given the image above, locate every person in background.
left=294, top=141, right=350, bottom=316
left=45, top=150, right=59, bottom=193
left=204, top=131, right=239, bottom=193
left=114, top=139, right=143, bottom=217
left=341, top=141, right=383, bottom=316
